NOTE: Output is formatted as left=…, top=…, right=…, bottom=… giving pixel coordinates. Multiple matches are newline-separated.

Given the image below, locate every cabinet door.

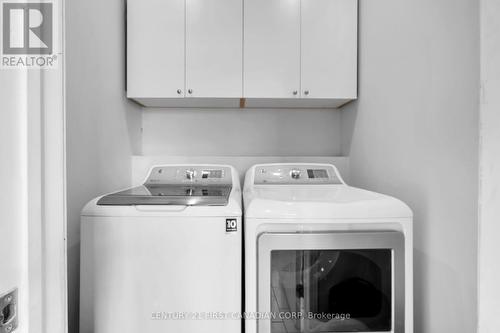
left=127, top=0, right=185, bottom=98
left=301, top=0, right=357, bottom=99
left=244, top=0, right=300, bottom=98
left=186, top=0, right=243, bottom=98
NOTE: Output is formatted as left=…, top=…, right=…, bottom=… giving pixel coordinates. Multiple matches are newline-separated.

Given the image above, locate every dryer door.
left=257, top=232, right=404, bottom=333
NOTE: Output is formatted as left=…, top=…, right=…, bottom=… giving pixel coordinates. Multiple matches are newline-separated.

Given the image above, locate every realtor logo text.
left=1, top=1, right=56, bottom=68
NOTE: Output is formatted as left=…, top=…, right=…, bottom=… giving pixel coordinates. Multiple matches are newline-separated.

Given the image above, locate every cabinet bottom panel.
left=129, top=97, right=356, bottom=109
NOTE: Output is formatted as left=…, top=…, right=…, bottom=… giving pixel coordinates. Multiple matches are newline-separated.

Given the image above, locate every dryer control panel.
left=254, top=164, right=343, bottom=185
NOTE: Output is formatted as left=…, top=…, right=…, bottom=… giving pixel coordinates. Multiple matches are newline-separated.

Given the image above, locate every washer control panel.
left=145, top=166, right=232, bottom=185
left=254, top=164, right=343, bottom=185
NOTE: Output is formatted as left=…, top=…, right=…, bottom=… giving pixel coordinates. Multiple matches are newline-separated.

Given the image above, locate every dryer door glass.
left=270, top=249, right=391, bottom=332
left=257, top=232, right=405, bottom=333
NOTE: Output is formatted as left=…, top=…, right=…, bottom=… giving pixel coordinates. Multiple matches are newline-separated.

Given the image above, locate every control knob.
left=186, top=169, right=196, bottom=181
left=290, top=169, right=301, bottom=180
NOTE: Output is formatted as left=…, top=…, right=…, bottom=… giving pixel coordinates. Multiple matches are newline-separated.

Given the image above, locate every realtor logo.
left=2, top=2, right=52, bottom=54
left=1, top=1, right=56, bottom=68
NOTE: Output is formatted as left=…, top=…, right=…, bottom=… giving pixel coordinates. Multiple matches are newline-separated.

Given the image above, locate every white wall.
left=342, top=0, right=479, bottom=332
left=478, top=0, right=500, bottom=332
left=0, top=68, right=29, bottom=333
left=1, top=4, right=66, bottom=332
left=65, top=0, right=142, bottom=331
left=142, top=108, right=342, bottom=156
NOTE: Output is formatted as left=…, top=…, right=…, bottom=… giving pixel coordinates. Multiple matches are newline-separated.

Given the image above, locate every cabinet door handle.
left=177, top=89, right=182, bottom=95
left=304, top=90, right=310, bottom=96
left=293, top=90, right=298, bottom=96
left=188, top=89, right=193, bottom=94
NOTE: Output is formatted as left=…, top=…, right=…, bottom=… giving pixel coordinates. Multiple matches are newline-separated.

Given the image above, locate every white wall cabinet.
left=244, top=0, right=357, bottom=107
left=243, top=0, right=301, bottom=99
left=127, top=0, right=243, bottom=106
left=301, top=0, right=357, bottom=99
left=127, top=0, right=357, bottom=108
left=186, top=0, right=242, bottom=98
left=127, top=0, right=185, bottom=99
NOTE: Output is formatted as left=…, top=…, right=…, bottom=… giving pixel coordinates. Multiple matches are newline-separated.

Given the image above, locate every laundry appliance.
left=243, top=163, right=413, bottom=333
left=80, top=165, right=242, bottom=333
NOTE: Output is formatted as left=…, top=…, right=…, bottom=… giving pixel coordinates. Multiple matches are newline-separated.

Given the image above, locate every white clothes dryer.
left=243, top=163, right=413, bottom=333
left=80, top=165, right=242, bottom=333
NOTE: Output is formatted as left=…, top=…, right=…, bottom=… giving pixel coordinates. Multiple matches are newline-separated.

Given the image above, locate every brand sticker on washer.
left=226, top=219, right=237, bottom=232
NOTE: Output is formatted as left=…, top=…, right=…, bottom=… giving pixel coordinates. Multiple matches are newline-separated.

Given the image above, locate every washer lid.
left=97, top=185, right=232, bottom=206
left=97, top=165, right=234, bottom=206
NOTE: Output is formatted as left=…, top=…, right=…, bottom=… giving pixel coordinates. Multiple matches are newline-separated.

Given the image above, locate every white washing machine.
left=80, top=165, right=242, bottom=333
left=243, top=163, right=413, bottom=333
